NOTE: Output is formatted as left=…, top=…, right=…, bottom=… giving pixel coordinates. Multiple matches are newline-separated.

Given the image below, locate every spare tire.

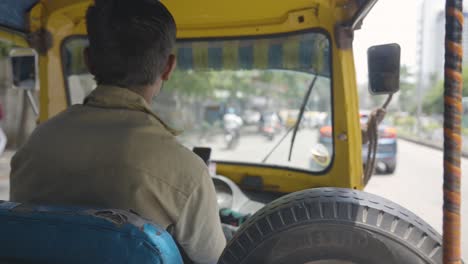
left=218, top=188, right=442, bottom=264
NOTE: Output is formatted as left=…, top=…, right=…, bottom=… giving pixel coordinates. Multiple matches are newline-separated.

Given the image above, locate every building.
left=418, top=0, right=468, bottom=94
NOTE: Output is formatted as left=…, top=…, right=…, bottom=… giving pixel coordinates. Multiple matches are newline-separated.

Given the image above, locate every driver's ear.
left=161, top=54, right=176, bottom=81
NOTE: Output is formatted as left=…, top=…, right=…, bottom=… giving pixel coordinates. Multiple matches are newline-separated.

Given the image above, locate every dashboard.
left=212, top=175, right=265, bottom=215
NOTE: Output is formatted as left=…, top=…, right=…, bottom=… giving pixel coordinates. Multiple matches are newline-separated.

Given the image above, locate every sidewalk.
left=398, top=132, right=468, bottom=158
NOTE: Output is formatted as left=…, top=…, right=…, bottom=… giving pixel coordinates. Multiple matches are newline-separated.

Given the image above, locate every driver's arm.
left=174, top=169, right=226, bottom=264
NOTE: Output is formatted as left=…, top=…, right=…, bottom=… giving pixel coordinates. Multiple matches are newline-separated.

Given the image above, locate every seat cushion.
left=0, top=201, right=183, bottom=264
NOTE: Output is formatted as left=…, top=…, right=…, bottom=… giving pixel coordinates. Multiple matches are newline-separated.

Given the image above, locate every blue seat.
left=0, top=201, right=183, bottom=264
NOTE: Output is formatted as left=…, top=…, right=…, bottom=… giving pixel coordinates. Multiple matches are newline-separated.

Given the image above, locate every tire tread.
left=221, top=187, right=442, bottom=264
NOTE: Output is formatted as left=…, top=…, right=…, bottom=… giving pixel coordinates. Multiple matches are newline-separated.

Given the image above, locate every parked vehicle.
left=361, top=112, right=398, bottom=173
left=318, top=112, right=397, bottom=174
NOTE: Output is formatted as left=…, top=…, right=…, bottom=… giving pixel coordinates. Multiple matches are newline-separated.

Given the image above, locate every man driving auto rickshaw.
left=0, top=0, right=462, bottom=263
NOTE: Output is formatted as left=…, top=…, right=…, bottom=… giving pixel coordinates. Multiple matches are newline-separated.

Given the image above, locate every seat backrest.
left=0, top=201, right=183, bottom=264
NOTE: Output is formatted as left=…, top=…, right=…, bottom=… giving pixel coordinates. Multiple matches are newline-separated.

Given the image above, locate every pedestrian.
left=0, top=102, right=7, bottom=155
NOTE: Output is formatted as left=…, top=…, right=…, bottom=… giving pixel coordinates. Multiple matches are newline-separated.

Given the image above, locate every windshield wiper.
left=288, top=75, right=318, bottom=161
left=261, top=126, right=295, bottom=163
left=261, top=74, right=318, bottom=163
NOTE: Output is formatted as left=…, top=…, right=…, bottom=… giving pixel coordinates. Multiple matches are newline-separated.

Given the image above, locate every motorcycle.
left=223, top=111, right=243, bottom=150
left=259, top=113, right=281, bottom=141
left=260, top=123, right=276, bottom=141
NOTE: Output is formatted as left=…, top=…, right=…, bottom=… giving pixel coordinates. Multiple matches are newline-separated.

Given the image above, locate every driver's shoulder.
left=171, top=141, right=209, bottom=176
left=143, top=137, right=210, bottom=187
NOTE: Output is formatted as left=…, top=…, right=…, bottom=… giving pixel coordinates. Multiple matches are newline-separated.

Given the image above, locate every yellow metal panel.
left=35, top=3, right=78, bottom=121
left=34, top=0, right=365, bottom=40
left=0, top=30, right=28, bottom=47
left=216, top=163, right=332, bottom=193
left=29, top=2, right=46, bottom=33
left=330, top=48, right=364, bottom=189
left=162, top=0, right=323, bottom=27
left=35, top=1, right=352, bottom=38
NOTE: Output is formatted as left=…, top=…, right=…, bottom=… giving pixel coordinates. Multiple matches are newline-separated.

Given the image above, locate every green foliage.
left=165, top=70, right=323, bottom=105
left=463, top=128, right=468, bottom=136
left=399, top=65, right=417, bottom=113
left=394, top=115, right=416, bottom=128
left=423, top=66, right=468, bottom=114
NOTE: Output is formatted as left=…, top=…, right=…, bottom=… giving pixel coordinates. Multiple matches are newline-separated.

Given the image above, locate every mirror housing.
left=9, top=48, right=37, bottom=91
left=367, top=43, right=400, bottom=95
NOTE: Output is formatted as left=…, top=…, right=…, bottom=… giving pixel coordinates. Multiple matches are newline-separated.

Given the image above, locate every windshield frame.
left=60, top=28, right=335, bottom=176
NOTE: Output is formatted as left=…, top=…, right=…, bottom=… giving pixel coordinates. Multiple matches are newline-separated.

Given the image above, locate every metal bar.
left=0, top=27, right=28, bottom=48
left=443, top=0, right=463, bottom=263
left=26, top=90, right=39, bottom=116
left=350, top=0, right=379, bottom=30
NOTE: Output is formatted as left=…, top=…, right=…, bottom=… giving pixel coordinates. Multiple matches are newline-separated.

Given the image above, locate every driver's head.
left=85, top=0, right=176, bottom=97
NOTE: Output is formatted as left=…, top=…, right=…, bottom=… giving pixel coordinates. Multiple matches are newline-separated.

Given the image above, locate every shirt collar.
left=83, top=85, right=178, bottom=135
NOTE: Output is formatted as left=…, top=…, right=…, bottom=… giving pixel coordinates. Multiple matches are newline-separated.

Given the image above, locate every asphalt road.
left=366, top=140, right=468, bottom=260
left=0, top=137, right=466, bottom=259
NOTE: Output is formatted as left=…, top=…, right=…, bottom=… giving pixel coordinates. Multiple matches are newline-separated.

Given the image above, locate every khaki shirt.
left=10, top=85, right=226, bottom=264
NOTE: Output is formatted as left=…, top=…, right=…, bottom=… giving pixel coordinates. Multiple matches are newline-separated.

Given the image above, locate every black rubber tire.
left=219, top=188, right=442, bottom=264
left=386, top=163, right=397, bottom=174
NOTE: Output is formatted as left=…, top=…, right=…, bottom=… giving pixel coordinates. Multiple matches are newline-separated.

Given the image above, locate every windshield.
left=63, top=31, right=333, bottom=172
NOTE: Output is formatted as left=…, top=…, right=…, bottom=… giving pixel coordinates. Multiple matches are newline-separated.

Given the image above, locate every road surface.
left=0, top=137, right=466, bottom=259
left=366, top=140, right=468, bottom=260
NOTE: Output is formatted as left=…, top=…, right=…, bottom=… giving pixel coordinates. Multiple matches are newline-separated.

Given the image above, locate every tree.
left=359, top=65, right=416, bottom=112
left=423, top=66, right=468, bottom=114
left=398, top=65, right=417, bottom=113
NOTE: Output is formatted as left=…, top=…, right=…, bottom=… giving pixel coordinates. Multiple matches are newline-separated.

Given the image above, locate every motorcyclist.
left=223, top=108, right=243, bottom=148
left=259, top=112, right=280, bottom=140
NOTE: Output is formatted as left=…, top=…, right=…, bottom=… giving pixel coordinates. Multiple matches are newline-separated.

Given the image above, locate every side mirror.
left=9, top=48, right=37, bottom=91
left=367, top=43, right=400, bottom=95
